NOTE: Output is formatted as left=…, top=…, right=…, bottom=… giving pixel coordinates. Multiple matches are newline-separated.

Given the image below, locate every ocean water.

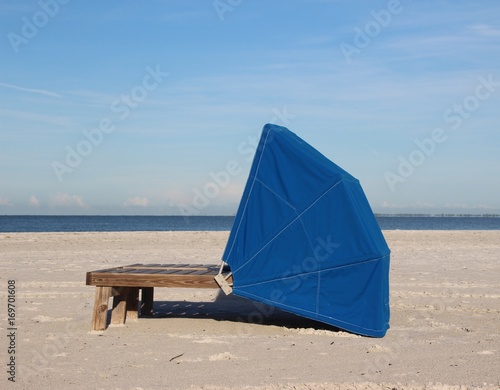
left=0, top=215, right=499, bottom=233
left=0, top=216, right=234, bottom=233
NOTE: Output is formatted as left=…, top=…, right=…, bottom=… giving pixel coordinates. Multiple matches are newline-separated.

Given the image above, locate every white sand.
left=0, top=231, right=499, bottom=390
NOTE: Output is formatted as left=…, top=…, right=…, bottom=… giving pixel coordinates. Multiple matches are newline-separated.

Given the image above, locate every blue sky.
left=1, top=0, right=499, bottom=215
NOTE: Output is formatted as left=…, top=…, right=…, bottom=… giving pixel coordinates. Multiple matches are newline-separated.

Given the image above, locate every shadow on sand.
left=143, top=290, right=341, bottom=332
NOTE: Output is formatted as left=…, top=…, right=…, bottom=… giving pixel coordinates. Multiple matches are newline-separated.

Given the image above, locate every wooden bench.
left=86, top=263, right=226, bottom=331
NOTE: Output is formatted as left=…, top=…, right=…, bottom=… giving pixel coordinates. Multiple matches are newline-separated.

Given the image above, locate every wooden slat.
left=86, top=263, right=226, bottom=289
left=123, top=269, right=218, bottom=276
left=122, top=265, right=218, bottom=271
left=190, top=269, right=217, bottom=275
left=88, top=273, right=220, bottom=288
left=87, top=263, right=219, bottom=274
left=101, top=268, right=132, bottom=274
left=122, top=269, right=164, bottom=274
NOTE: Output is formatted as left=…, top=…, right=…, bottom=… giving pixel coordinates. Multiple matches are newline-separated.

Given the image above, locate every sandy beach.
left=0, top=230, right=499, bottom=390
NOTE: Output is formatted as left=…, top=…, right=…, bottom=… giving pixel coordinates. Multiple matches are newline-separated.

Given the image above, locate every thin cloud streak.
left=0, top=82, right=63, bottom=98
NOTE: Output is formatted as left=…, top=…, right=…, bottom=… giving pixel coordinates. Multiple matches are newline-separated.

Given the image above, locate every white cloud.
left=443, top=202, right=469, bottom=209
left=0, top=109, right=74, bottom=127
left=52, top=193, right=88, bottom=208
left=29, top=195, right=40, bottom=207
left=415, top=201, right=435, bottom=209
left=470, top=204, right=497, bottom=210
left=380, top=201, right=435, bottom=209
left=470, top=24, right=500, bottom=37
left=0, top=197, right=12, bottom=206
left=124, top=196, right=150, bottom=207
left=381, top=201, right=407, bottom=209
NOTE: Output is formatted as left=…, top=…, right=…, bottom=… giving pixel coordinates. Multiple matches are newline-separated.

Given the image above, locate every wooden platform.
left=86, top=263, right=225, bottom=331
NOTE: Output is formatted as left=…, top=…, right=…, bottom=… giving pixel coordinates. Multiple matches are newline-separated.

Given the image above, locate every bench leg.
left=110, top=287, right=129, bottom=326
left=126, top=287, right=139, bottom=321
left=141, top=287, right=154, bottom=316
left=91, top=287, right=111, bottom=331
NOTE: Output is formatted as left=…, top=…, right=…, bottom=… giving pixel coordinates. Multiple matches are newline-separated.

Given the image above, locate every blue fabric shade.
left=222, top=124, right=390, bottom=337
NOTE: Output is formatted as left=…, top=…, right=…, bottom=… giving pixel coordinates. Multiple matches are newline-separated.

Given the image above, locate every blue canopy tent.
left=218, top=124, right=390, bottom=337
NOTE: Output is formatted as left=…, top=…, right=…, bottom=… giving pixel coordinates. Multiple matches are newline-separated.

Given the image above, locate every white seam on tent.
left=235, top=255, right=389, bottom=288
left=316, top=268, right=321, bottom=314
left=255, top=178, right=297, bottom=211
left=224, top=129, right=272, bottom=260
left=298, top=216, right=321, bottom=315
left=232, top=180, right=344, bottom=274
left=236, top=290, right=385, bottom=333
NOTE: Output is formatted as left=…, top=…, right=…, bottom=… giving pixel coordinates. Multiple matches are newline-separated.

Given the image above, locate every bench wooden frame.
left=86, top=263, right=226, bottom=331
